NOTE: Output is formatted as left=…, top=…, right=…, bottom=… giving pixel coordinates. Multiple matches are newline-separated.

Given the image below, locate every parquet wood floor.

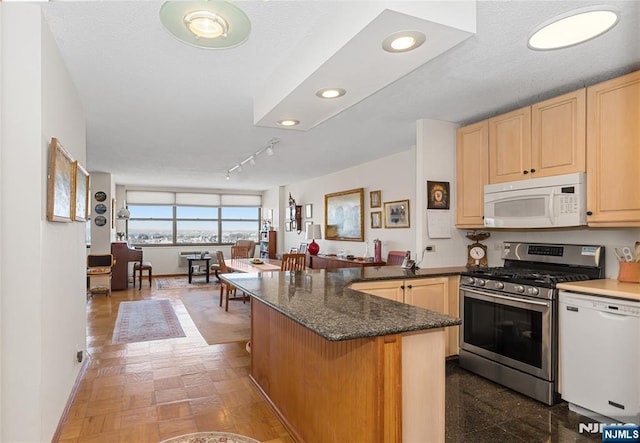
left=55, top=280, right=294, bottom=443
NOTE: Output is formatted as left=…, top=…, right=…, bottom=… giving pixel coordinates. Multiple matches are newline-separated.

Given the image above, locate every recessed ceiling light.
left=184, top=11, right=228, bottom=39
left=159, top=0, right=251, bottom=50
left=382, top=30, right=426, bottom=53
left=528, top=7, right=618, bottom=50
left=278, top=119, right=300, bottom=127
left=316, top=88, right=346, bottom=99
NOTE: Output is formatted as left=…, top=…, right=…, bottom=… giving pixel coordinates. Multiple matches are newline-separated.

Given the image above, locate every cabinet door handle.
left=407, top=284, right=413, bottom=289
left=523, top=170, right=529, bottom=174
left=400, top=285, right=405, bottom=290
left=530, top=168, right=536, bottom=173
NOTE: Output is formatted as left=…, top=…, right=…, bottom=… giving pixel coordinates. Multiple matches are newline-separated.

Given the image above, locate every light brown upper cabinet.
left=456, top=121, right=488, bottom=228
left=488, top=106, right=532, bottom=183
left=586, top=70, right=640, bottom=227
left=531, top=89, right=586, bottom=177
left=488, top=89, right=586, bottom=184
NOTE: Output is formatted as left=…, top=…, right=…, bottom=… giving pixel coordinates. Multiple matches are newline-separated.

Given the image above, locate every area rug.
left=156, top=277, right=218, bottom=289
left=112, top=299, right=186, bottom=344
left=160, top=432, right=259, bottom=443
left=180, top=292, right=250, bottom=345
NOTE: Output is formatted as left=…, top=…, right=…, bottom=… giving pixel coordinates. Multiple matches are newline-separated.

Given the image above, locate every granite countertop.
left=557, top=279, right=640, bottom=302
left=221, top=266, right=462, bottom=342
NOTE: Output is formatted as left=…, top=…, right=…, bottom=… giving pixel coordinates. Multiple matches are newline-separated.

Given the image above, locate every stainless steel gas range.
left=459, top=242, right=605, bottom=405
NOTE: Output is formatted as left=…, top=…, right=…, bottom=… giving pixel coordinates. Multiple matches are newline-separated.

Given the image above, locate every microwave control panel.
left=558, top=194, right=579, bottom=214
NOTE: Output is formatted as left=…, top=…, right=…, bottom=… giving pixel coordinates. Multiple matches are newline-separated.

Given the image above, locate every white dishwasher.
left=559, top=290, right=640, bottom=424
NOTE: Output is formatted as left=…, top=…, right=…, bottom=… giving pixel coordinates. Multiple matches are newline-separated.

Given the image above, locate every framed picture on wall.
left=371, top=211, right=382, bottom=229
left=427, top=181, right=450, bottom=210
left=305, top=204, right=312, bottom=219
left=370, top=190, right=381, bottom=208
left=47, top=138, right=75, bottom=222
left=384, top=200, right=410, bottom=228
left=72, top=162, right=90, bottom=222
left=324, top=188, right=364, bottom=241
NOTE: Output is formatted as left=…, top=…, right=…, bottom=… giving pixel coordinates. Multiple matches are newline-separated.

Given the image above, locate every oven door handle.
left=463, top=287, right=550, bottom=307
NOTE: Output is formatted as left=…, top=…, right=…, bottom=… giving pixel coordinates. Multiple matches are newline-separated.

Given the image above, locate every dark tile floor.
left=445, top=358, right=601, bottom=442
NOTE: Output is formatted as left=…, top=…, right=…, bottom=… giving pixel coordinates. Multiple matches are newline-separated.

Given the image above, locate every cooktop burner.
left=461, top=242, right=605, bottom=290
left=462, top=267, right=591, bottom=286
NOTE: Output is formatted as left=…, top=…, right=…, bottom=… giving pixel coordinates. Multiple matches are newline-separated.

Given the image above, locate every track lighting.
left=224, top=138, right=280, bottom=180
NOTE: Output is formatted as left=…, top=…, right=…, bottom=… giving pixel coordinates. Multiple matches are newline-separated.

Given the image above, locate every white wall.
left=280, top=149, right=417, bottom=258
left=417, top=119, right=468, bottom=267
left=1, top=5, right=87, bottom=441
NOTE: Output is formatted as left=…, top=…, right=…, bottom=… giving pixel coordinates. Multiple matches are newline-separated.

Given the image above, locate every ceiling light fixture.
left=382, top=30, right=426, bottom=53
left=277, top=119, right=300, bottom=127
left=184, top=11, right=228, bottom=39
left=159, top=0, right=251, bottom=50
left=316, top=88, right=346, bottom=99
left=225, top=138, right=279, bottom=179
left=528, top=7, right=619, bottom=50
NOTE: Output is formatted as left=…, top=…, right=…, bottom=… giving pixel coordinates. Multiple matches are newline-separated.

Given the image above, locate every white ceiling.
left=39, top=0, right=640, bottom=192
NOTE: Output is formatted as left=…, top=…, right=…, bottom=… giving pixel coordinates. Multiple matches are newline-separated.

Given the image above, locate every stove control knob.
left=527, top=287, right=539, bottom=296
left=476, top=279, right=486, bottom=287
left=494, top=281, right=504, bottom=289
left=461, top=276, right=475, bottom=286
left=514, top=285, right=525, bottom=293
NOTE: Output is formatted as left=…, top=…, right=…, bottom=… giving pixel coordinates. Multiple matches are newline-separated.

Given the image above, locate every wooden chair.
left=86, top=254, right=115, bottom=296
left=216, top=251, right=246, bottom=311
left=235, top=240, right=256, bottom=258
left=231, top=245, right=250, bottom=259
left=280, top=253, right=307, bottom=271
left=133, top=261, right=153, bottom=289
left=386, top=251, right=407, bottom=265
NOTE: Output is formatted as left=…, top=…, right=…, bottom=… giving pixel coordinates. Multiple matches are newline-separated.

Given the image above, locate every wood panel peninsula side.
left=221, top=267, right=462, bottom=443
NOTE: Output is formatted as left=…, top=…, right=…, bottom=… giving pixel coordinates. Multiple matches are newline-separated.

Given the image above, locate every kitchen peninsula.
left=221, top=267, right=462, bottom=442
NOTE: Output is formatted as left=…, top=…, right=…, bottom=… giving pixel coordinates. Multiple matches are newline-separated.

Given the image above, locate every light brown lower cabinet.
left=350, top=276, right=460, bottom=357
left=251, top=298, right=446, bottom=443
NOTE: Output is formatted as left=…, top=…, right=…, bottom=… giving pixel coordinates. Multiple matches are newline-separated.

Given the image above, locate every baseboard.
left=51, top=356, right=90, bottom=442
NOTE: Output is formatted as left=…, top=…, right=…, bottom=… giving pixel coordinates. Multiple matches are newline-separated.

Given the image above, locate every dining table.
left=226, top=258, right=282, bottom=273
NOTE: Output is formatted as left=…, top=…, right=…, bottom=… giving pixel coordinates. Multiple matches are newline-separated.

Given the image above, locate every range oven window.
left=463, top=297, right=543, bottom=369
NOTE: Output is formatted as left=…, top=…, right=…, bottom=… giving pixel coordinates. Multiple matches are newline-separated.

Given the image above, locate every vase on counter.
left=373, top=239, right=382, bottom=262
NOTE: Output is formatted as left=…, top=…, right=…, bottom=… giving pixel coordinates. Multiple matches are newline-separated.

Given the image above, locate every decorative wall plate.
left=94, top=216, right=107, bottom=226
left=94, top=191, right=107, bottom=202
left=94, top=203, right=107, bottom=214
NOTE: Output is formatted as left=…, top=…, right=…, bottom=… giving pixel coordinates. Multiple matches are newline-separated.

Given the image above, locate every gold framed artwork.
left=324, top=188, right=364, bottom=241
left=47, top=138, right=74, bottom=222
left=72, top=162, right=90, bottom=222
left=427, top=180, right=450, bottom=210
left=371, top=211, right=382, bottom=229
left=384, top=199, right=410, bottom=228
left=370, top=190, right=381, bottom=208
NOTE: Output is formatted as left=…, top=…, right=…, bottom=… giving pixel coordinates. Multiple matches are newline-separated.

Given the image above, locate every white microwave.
left=484, top=172, right=586, bottom=228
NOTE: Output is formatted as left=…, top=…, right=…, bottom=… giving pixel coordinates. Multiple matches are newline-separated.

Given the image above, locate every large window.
left=126, top=191, right=261, bottom=246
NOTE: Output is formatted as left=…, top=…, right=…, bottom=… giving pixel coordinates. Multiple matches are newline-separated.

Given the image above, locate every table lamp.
left=306, top=224, right=322, bottom=256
